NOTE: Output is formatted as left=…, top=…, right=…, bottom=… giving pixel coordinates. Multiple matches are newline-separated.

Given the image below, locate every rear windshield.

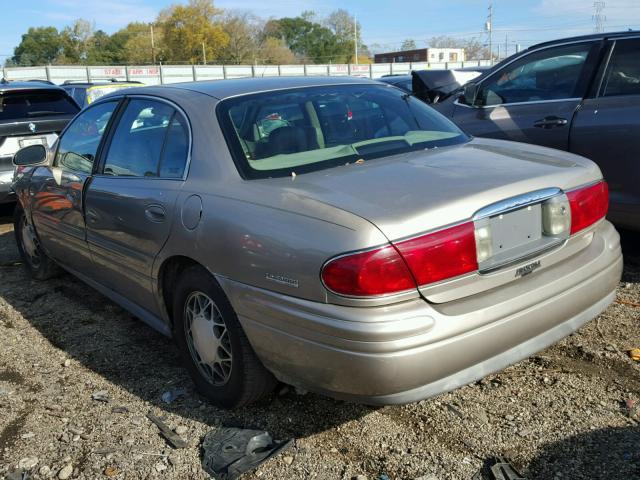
left=0, top=90, right=79, bottom=121
left=218, top=84, right=469, bottom=178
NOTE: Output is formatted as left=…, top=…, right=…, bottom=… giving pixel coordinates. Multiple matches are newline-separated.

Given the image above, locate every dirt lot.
left=0, top=204, right=639, bottom=480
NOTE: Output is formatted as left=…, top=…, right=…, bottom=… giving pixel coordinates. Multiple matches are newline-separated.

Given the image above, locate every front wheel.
left=172, top=266, right=276, bottom=408
left=13, top=204, right=59, bottom=280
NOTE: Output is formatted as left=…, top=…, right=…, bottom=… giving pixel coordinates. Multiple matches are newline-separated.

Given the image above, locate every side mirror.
left=13, top=144, right=48, bottom=167
left=460, top=83, right=479, bottom=106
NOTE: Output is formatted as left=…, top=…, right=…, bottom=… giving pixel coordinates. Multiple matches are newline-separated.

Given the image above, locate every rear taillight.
left=395, top=222, right=478, bottom=286
left=567, top=181, right=608, bottom=234
left=322, top=222, right=478, bottom=297
left=321, top=246, right=416, bottom=296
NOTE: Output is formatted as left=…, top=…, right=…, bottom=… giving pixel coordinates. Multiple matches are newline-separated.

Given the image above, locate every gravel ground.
left=1, top=204, right=639, bottom=480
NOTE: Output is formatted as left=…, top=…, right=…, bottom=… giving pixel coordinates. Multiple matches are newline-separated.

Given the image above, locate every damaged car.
left=427, top=31, right=640, bottom=231
left=11, top=77, right=622, bottom=408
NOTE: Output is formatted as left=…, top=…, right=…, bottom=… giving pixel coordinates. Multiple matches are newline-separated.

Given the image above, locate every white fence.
left=2, top=60, right=491, bottom=85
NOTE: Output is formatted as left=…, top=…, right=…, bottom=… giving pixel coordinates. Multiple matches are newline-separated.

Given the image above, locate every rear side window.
left=103, top=98, right=188, bottom=178
left=0, top=90, right=79, bottom=120
left=601, top=39, right=640, bottom=97
left=478, top=43, right=591, bottom=106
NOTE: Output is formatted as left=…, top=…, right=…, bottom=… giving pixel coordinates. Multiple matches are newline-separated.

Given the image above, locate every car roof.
left=528, top=30, right=640, bottom=50
left=122, top=76, right=381, bottom=101
left=379, top=75, right=412, bottom=83
left=0, top=80, right=67, bottom=94
left=62, top=81, right=142, bottom=87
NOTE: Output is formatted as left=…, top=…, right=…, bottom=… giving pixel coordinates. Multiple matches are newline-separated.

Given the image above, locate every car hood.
left=253, top=138, right=602, bottom=241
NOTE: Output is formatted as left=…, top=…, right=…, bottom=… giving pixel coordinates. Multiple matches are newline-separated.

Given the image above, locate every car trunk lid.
left=258, top=138, right=604, bottom=302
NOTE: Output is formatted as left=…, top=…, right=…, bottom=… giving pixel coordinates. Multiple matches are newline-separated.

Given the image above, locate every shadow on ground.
left=526, top=426, right=640, bottom=479
left=0, top=225, right=373, bottom=441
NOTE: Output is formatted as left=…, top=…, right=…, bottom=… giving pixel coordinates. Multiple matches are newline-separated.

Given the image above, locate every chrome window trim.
left=473, top=188, right=562, bottom=220
left=456, top=38, right=598, bottom=109
left=454, top=97, right=582, bottom=109
left=93, top=94, right=193, bottom=182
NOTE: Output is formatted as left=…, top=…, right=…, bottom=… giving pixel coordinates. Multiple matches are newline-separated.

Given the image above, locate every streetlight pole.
left=354, top=15, right=358, bottom=64
left=150, top=24, right=156, bottom=64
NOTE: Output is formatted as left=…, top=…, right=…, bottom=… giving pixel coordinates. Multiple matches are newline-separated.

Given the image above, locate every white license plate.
left=489, top=204, right=542, bottom=253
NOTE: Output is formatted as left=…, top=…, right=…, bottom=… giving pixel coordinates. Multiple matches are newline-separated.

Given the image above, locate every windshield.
left=218, top=84, right=469, bottom=178
left=0, top=90, right=79, bottom=120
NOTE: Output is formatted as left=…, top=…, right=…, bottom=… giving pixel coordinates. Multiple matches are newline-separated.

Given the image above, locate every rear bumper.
left=219, top=221, right=622, bottom=405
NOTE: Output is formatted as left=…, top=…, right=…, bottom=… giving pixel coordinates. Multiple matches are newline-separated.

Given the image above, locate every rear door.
left=28, top=100, right=118, bottom=273
left=84, top=97, right=190, bottom=312
left=450, top=41, right=598, bottom=150
left=570, top=36, right=640, bottom=229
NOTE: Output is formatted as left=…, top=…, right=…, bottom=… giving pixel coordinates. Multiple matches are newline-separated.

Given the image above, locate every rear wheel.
left=172, top=266, right=276, bottom=408
left=14, top=204, right=59, bottom=280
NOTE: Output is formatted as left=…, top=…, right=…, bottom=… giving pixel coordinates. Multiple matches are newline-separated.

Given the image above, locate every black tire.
left=172, top=266, right=276, bottom=409
left=13, top=203, right=59, bottom=280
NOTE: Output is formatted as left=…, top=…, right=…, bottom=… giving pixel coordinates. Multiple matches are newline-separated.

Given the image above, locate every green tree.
left=401, top=39, right=417, bottom=50
left=159, top=0, right=228, bottom=64
left=269, top=16, right=345, bottom=63
left=59, top=19, right=94, bottom=64
left=258, top=37, right=297, bottom=64
left=218, top=13, right=259, bottom=64
left=11, top=27, right=62, bottom=66
left=325, top=9, right=367, bottom=62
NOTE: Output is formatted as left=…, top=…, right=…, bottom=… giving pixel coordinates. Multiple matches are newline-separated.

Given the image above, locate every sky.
left=2, top=0, right=640, bottom=64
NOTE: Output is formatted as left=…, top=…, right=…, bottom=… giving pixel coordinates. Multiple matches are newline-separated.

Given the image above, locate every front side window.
left=0, top=89, right=79, bottom=121
left=103, top=99, right=188, bottom=178
left=219, top=84, right=468, bottom=179
left=477, top=43, right=592, bottom=106
left=55, top=101, right=117, bottom=174
left=601, top=39, right=640, bottom=97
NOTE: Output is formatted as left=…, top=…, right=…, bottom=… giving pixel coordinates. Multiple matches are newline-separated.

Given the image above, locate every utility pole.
left=202, top=42, right=207, bottom=65
left=486, top=3, right=493, bottom=65
left=354, top=15, right=358, bottom=64
left=593, top=1, right=606, bottom=33
left=505, top=33, right=508, bottom=60
left=150, top=24, right=156, bottom=64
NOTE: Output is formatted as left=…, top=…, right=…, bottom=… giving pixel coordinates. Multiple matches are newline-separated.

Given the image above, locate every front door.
left=29, top=100, right=119, bottom=273
left=571, top=37, right=640, bottom=229
left=450, top=41, right=597, bottom=151
left=84, top=97, right=190, bottom=313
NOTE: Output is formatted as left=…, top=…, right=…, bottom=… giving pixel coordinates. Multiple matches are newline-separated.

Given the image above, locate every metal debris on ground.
left=472, top=456, right=527, bottom=480
left=201, top=427, right=293, bottom=480
left=628, top=348, right=640, bottom=361
left=111, top=406, right=129, bottom=413
left=146, top=412, right=188, bottom=449
left=161, top=388, right=187, bottom=404
left=5, top=469, right=30, bottom=480
left=91, top=390, right=110, bottom=403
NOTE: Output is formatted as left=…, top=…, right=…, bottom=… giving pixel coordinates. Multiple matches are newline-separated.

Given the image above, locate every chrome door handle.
left=86, top=209, right=99, bottom=223
left=144, top=205, right=166, bottom=223
left=533, top=116, right=568, bottom=129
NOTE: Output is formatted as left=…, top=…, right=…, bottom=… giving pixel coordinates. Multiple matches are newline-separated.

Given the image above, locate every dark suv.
left=0, top=80, right=79, bottom=204
left=430, top=31, right=640, bottom=230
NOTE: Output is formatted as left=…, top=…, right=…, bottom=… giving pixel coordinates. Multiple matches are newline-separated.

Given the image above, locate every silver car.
left=11, top=77, right=622, bottom=409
